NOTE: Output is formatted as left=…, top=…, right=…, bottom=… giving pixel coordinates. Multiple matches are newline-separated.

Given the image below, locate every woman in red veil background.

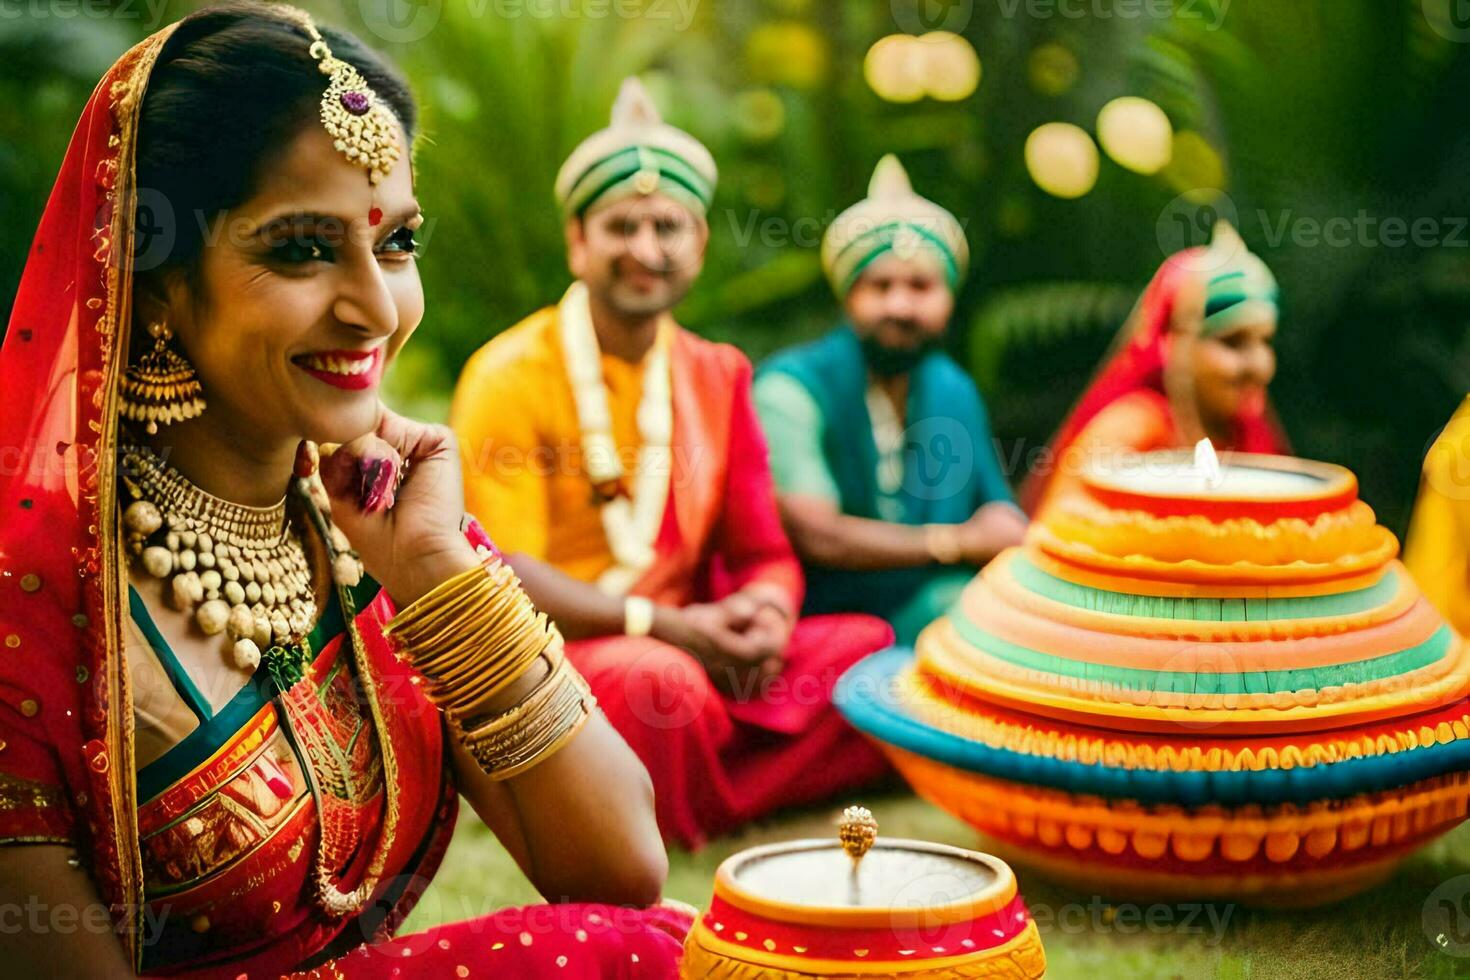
left=1019, top=220, right=1291, bottom=519
left=0, top=4, right=689, bottom=975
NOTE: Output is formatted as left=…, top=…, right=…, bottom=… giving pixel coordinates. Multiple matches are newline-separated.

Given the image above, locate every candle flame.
left=1194, top=438, right=1223, bottom=490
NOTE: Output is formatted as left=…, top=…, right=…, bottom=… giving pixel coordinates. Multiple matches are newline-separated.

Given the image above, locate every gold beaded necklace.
left=119, top=438, right=318, bottom=673
left=121, top=437, right=391, bottom=918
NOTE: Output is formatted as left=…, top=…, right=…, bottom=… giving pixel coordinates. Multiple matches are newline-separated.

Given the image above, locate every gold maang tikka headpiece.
left=277, top=7, right=401, bottom=225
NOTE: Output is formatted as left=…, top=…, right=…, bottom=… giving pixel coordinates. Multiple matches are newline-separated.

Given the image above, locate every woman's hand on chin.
left=319, top=405, right=479, bottom=606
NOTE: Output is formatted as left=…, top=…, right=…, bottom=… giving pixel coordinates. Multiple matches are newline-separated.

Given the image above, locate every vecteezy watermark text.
left=1029, top=897, right=1235, bottom=944
left=1256, top=210, right=1468, bottom=250
left=355, top=0, right=700, bottom=44
left=0, top=0, right=170, bottom=27
left=892, top=0, right=1229, bottom=33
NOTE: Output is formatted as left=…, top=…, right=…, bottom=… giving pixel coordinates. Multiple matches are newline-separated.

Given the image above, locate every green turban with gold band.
left=554, top=76, right=718, bottom=219
left=1200, top=220, right=1279, bottom=334
left=821, top=154, right=969, bottom=297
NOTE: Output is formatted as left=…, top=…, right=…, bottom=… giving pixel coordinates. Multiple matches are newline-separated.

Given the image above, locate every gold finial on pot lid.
left=838, top=805, right=878, bottom=863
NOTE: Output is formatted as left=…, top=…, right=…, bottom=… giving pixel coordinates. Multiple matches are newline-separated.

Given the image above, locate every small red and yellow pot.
left=681, top=837, right=1046, bottom=978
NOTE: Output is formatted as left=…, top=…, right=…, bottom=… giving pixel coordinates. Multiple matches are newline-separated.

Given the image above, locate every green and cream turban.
left=821, top=154, right=969, bottom=297
left=1200, top=220, right=1279, bottom=334
left=554, top=76, right=718, bottom=219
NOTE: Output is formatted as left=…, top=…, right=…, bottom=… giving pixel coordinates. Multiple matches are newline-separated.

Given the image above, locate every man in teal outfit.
left=754, top=155, right=1026, bottom=645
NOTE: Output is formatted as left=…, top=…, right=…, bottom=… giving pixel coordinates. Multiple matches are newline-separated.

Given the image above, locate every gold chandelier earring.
left=120, top=319, right=206, bottom=434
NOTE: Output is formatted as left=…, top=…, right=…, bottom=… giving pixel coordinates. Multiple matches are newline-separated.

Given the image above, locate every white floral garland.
left=558, top=281, right=673, bottom=594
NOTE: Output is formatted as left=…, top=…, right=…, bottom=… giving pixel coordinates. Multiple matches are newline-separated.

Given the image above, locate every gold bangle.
left=460, top=648, right=573, bottom=740
left=624, top=596, right=655, bottom=637
left=384, top=555, right=558, bottom=724
left=924, top=523, right=963, bottom=565
left=456, top=652, right=596, bottom=780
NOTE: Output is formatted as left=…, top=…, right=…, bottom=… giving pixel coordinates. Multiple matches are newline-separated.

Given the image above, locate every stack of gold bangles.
left=384, top=556, right=594, bottom=780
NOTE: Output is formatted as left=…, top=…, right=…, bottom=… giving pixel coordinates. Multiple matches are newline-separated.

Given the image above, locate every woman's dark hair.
left=134, top=2, right=417, bottom=272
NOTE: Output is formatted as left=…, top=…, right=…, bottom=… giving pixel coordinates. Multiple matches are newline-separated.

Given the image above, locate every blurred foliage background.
left=4, top=0, right=1470, bottom=532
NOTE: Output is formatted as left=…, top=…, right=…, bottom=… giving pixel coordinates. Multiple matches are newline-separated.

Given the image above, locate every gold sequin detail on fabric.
left=0, top=771, right=63, bottom=812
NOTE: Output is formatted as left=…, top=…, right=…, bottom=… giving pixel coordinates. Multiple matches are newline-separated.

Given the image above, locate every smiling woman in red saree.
left=0, top=5, right=688, bottom=976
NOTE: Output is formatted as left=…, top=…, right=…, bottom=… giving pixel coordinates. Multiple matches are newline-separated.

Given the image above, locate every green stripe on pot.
left=1007, top=553, right=1401, bottom=623
left=948, top=611, right=1452, bottom=696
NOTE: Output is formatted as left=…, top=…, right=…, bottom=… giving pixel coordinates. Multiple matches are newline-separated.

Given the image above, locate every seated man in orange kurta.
left=449, top=77, right=891, bottom=848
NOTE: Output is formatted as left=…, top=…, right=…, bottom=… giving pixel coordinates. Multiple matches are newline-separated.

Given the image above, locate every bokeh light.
left=733, top=88, right=786, bottom=143
left=746, top=21, right=828, bottom=89
left=864, top=34, right=927, bottom=103
left=865, top=32, right=981, bottom=103
left=1025, top=122, right=1100, bottom=199
left=1028, top=42, right=1079, bottom=97
left=919, top=32, right=981, bottom=102
left=1096, top=96, right=1173, bottom=175
left=1162, top=129, right=1227, bottom=201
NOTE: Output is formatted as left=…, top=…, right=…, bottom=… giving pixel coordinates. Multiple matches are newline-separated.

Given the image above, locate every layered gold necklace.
left=119, top=438, right=316, bottom=672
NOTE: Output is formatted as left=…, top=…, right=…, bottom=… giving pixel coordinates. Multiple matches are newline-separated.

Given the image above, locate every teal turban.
left=1200, top=221, right=1279, bottom=334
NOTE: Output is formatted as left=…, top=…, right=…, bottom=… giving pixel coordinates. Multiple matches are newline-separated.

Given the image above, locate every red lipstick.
left=292, top=347, right=383, bottom=391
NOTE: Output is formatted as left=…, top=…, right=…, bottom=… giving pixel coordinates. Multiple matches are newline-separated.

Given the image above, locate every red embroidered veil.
left=0, top=28, right=183, bottom=964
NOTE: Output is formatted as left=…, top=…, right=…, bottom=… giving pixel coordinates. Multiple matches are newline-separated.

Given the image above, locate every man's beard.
left=859, top=328, right=940, bottom=377
left=603, top=266, right=691, bottom=318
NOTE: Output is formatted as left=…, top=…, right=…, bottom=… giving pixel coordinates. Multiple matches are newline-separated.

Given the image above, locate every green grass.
left=403, top=788, right=1470, bottom=978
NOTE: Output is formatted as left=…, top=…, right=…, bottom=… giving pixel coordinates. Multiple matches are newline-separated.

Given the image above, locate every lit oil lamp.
left=837, top=445, right=1470, bottom=906
left=1083, top=439, right=1358, bottom=518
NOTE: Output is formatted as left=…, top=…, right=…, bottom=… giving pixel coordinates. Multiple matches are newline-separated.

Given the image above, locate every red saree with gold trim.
left=0, top=21, right=688, bottom=976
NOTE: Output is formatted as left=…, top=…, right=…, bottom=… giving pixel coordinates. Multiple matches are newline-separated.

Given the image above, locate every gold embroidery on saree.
left=139, top=724, right=309, bottom=895
left=285, top=656, right=383, bottom=806
left=95, top=26, right=182, bottom=971
left=0, top=770, right=67, bottom=813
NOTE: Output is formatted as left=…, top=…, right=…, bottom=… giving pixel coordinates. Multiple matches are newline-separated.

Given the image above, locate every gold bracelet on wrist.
left=454, top=649, right=596, bottom=780
left=386, top=555, right=595, bottom=780
left=383, top=555, right=559, bottom=724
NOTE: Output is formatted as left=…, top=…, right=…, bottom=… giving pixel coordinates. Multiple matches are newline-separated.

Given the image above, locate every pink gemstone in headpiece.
left=339, top=91, right=370, bottom=115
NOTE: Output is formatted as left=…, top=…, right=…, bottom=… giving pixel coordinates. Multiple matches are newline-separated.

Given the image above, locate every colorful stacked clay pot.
left=837, top=450, right=1470, bottom=905
left=681, top=808, right=1046, bottom=978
